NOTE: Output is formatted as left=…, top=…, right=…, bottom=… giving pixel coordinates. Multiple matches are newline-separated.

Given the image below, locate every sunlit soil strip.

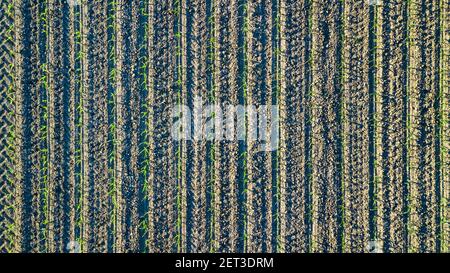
left=310, top=0, right=343, bottom=253
left=278, top=0, right=312, bottom=253
left=0, top=0, right=16, bottom=253
left=375, top=0, right=409, bottom=253
left=408, top=0, right=441, bottom=252
left=342, top=0, right=371, bottom=253
left=440, top=0, right=450, bottom=253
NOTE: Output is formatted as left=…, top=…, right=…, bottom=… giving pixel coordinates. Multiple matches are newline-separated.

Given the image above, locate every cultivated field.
left=0, top=0, right=448, bottom=253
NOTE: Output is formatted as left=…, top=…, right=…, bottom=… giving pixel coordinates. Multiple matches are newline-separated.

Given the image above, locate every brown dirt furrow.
left=47, top=0, right=75, bottom=253
left=212, top=0, right=240, bottom=253
left=278, top=0, right=311, bottom=253
left=147, top=0, right=179, bottom=253
left=342, top=0, right=371, bottom=253
left=67, top=2, right=79, bottom=253
left=115, top=0, right=143, bottom=253
left=375, top=0, right=408, bottom=253
left=0, top=0, right=16, bottom=253
left=441, top=0, right=449, bottom=253
left=180, top=0, right=210, bottom=253
left=408, top=0, right=441, bottom=253
left=246, top=0, right=274, bottom=253
left=13, top=0, right=48, bottom=253
left=80, top=1, right=110, bottom=253
left=310, top=0, right=343, bottom=253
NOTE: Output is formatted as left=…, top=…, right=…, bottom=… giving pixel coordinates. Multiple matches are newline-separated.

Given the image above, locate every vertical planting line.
left=342, top=0, right=371, bottom=252
left=278, top=0, right=312, bottom=253
left=80, top=0, right=88, bottom=252
left=173, top=1, right=182, bottom=253
left=213, top=0, right=240, bottom=253
left=374, top=0, right=382, bottom=246
left=278, top=0, right=286, bottom=253
left=173, top=0, right=182, bottom=253
left=72, top=0, right=83, bottom=252
left=404, top=0, right=411, bottom=253
left=12, top=0, right=24, bottom=252
left=15, top=0, right=46, bottom=252
left=245, top=0, right=274, bottom=253
left=106, top=0, right=117, bottom=252
left=375, top=0, right=409, bottom=253
left=147, top=0, right=179, bottom=253
left=114, top=0, right=147, bottom=252
left=306, top=0, right=313, bottom=253
left=7, top=2, right=16, bottom=253
left=242, top=0, right=249, bottom=253
left=80, top=0, right=89, bottom=252
left=114, top=0, right=125, bottom=253
left=92, top=0, right=110, bottom=252
left=146, top=0, right=155, bottom=252
left=123, top=1, right=144, bottom=252
left=80, top=0, right=111, bottom=252
left=435, top=0, right=443, bottom=253
left=67, top=0, right=79, bottom=252
left=40, top=0, right=49, bottom=253
left=188, top=0, right=212, bottom=253
left=207, top=0, right=215, bottom=253
left=406, top=0, right=412, bottom=253
left=180, top=0, right=188, bottom=253
left=174, top=0, right=186, bottom=252
left=271, top=0, right=279, bottom=252
left=136, top=1, right=151, bottom=253
left=207, top=0, right=216, bottom=253
left=236, top=0, right=248, bottom=253
left=74, top=0, right=85, bottom=252
left=368, top=0, right=377, bottom=243
left=0, top=0, right=16, bottom=253
left=408, top=0, right=441, bottom=252
left=47, top=0, right=73, bottom=252
left=239, top=0, right=249, bottom=253
left=310, top=0, right=343, bottom=253
left=41, top=0, right=48, bottom=251
left=139, top=0, right=150, bottom=253
left=440, top=0, right=449, bottom=253
left=340, top=0, right=346, bottom=252
left=274, top=0, right=281, bottom=252
left=182, top=0, right=191, bottom=252
left=63, top=0, right=75, bottom=252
